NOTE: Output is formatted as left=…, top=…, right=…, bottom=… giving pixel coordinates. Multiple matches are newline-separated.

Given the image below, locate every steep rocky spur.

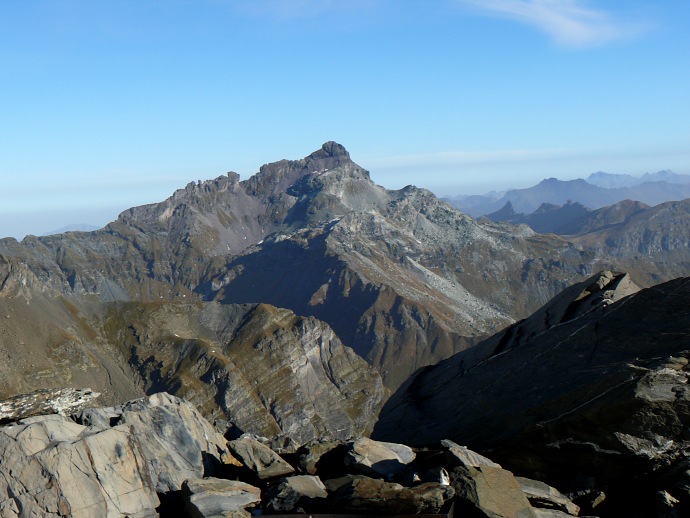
left=374, top=272, right=690, bottom=516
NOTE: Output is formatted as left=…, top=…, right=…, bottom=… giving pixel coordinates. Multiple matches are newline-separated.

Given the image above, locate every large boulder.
left=182, top=478, right=261, bottom=518
left=451, top=464, right=537, bottom=518
left=228, top=435, right=296, bottom=480
left=344, top=437, right=416, bottom=479
left=264, top=475, right=328, bottom=512
left=328, top=475, right=454, bottom=514
left=0, top=414, right=158, bottom=517
left=85, top=392, right=236, bottom=493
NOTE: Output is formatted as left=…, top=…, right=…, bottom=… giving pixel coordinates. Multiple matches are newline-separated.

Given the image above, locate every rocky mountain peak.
left=308, top=141, right=350, bottom=163
left=245, top=142, right=353, bottom=200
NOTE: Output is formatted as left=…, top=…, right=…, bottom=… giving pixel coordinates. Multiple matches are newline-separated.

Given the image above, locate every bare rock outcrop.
left=78, top=392, right=235, bottom=493
left=228, top=435, right=296, bottom=481
left=109, top=302, right=387, bottom=445
left=182, top=478, right=261, bottom=518
left=0, top=414, right=159, bottom=517
left=0, top=387, right=100, bottom=423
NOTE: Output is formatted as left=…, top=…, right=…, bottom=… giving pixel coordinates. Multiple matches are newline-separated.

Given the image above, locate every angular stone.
left=229, top=435, right=295, bottom=480
left=183, top=478, right=261, bottom=518
left=74, top=405, right=123, bottom=428
left=441, top=439, right=501, bottom=468
left=344, top=437, right=416, bottom=478
left=296, top=438, right=347, bottom=476
left=451, top=465, right=537, bottom=518
left=264, top=475, right=328, bottom=512
left=533, top=510, right=579, bottom=518
left=329, top=475, right=454, bottom=514
left=516, top=476, right=580, bottom=516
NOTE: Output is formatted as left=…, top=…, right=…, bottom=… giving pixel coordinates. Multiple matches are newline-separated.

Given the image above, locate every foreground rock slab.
left=183, top=478, right=261, bottom=518
left=264, top=475, right=328, bottom=512
left=0, top=414, right=158, bottom=517
left=516, top=477, right=580, bottom=516
left=229, top=435, right=296, bottom=480
left=328, top=475, right=454, bottom=515
left=451, top=465, right=537, bottom=518
left=80, top=391, right=236, bottom=493
left=344, top=437, right=416, bottom=478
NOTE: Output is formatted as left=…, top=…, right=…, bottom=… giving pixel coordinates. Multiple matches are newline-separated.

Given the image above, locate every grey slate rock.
left=264, top=475, right=328, bottom=512
left=451, top=464, right=537, bottom=518
left=229, top=434, right=296, bottom=480
left=0, top=414, right=159, bottom=517
left=344, top=437, right=416, bottom=479
left=516, top=476, right=580, bottom=515
left=105, top=392, right=235, bottom=492
left=328, top=475, right=454, bottom=514
left=182, top=478, right=261, bottom=518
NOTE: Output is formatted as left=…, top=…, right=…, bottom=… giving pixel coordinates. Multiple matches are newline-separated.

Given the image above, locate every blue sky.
left=1, top=0, right=689, bottom=239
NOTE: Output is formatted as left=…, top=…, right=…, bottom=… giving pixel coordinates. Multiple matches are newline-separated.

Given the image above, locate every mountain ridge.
left=2, top=141, right=690, bottom=447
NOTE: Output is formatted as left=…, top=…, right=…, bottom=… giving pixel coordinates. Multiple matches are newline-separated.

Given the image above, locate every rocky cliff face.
left=374, top=272, right=690, bottom=515
left=103, top=301, right=386, bottom=444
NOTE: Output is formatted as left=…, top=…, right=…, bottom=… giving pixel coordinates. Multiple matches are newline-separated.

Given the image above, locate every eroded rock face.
left=107, top=301, right=387, bottom=445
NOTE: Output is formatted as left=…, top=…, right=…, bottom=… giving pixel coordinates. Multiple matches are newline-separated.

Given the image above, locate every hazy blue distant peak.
left=640, top=170, right=690, bottom=184
left=586, top=170, right=690, bottom=189
left=586, top=171, right=641, bottom=189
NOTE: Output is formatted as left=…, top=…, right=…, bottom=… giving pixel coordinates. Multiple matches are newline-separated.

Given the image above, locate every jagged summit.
left=309, top=140, right=350, bottom=161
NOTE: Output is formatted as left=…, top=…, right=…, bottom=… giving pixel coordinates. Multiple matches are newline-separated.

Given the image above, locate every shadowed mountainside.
left=373, top=272, right=690, bottom=514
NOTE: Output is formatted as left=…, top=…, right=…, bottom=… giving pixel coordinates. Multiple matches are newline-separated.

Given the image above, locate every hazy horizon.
left=4, top=155, right=684, bottom=241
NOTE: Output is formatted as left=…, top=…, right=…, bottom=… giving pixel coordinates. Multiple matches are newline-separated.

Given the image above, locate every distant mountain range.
left=446, top=170, right=690, bottom=217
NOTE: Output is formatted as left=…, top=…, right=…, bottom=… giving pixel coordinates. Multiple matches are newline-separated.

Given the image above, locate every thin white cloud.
left=459, top=0, right=644, bottom=48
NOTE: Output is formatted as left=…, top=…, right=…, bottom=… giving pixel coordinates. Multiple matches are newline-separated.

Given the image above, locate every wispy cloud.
left=459, top=0, right=645, bottom=48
